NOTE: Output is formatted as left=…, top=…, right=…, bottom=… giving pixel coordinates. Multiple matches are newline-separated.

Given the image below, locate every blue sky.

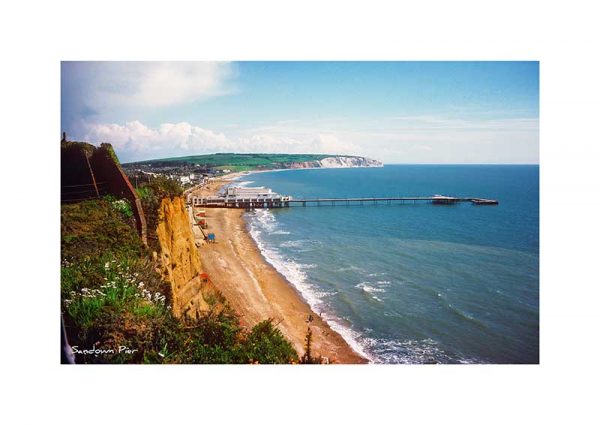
left=61, top=61, right=539, bottom=163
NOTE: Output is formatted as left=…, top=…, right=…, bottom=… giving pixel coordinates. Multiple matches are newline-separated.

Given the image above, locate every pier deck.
left=190, top=195, right=498, bottom=208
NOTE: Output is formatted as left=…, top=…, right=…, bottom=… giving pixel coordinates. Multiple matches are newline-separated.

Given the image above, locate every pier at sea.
left=189, top=186, right=499, bottom=209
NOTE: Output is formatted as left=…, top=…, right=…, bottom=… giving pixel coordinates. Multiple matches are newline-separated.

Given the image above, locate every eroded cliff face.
left=286, top=156, right=383, bottom=169
left=155, top=196, right=215, bottom=318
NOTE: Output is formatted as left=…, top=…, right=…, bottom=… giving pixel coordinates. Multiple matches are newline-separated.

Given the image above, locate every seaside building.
left=191, top=186, right=290, bottom=208
left=225, top=186, right=273, bottom=198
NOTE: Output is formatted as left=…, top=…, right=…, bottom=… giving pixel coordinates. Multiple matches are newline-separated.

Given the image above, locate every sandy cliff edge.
left=189, top=177, right=368, bottom=363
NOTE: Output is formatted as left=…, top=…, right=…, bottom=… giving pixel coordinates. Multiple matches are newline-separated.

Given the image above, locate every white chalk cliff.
left=286, top=156, right=383, bottom=169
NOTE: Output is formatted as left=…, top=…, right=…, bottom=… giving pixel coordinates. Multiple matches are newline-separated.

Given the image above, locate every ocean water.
left=236, top=165, right=539, bottom=364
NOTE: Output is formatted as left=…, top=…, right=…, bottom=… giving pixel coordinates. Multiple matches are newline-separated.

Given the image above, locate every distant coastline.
left=125, top=152, right=383, bottom=172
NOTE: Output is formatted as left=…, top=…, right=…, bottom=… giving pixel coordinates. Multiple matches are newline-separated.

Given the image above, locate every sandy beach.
left=188, top=176, right=367, bottom=364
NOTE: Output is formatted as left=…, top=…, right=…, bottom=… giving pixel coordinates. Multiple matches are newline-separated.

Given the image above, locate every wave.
left=334, top=265, right=366, bottom=273
left=279, top=239, right=323, bottom=252
left=445, top=303, right=487, bottom=329
left=356, top=282, right=386, bottom=293
left=245, top=209, right=374, bottom=362
left=279, top=240, right=303, bottom=248
left=361, top=337, right=481, bottom=364
left=236, top=180, right=255, bottom=187
left=252, top=208, right=278, bottom=232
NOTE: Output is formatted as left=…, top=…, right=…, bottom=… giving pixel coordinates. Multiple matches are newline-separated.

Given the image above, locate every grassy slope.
left=61, top=198, right=298, bottom=364
left=125, top=153, right=356, bottom=170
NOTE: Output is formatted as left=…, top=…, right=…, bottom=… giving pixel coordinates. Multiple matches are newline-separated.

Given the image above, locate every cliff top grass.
left=62, top=199, right=144, bottom=261
left=124, top=152, right=357, bottom=169
left=61, top=196, right=298, bottom=364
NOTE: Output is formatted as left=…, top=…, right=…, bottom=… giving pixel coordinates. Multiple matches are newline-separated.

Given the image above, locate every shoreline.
left=189, top=172, right=368, bottom=364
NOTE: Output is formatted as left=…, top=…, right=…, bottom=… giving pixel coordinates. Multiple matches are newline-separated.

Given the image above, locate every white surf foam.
left=245, top=209, right=375, bottom=362
left=356, top=282, right=386, bottom=293
left=236, top=180, right=255, bottom=187
left=361, top=337, right=480, bottom=364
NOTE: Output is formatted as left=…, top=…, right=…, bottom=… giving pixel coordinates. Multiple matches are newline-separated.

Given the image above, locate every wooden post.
left=84, top=154, right=100, bottom=198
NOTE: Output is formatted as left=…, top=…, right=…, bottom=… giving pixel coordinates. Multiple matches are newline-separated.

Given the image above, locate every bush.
left=135, top=176, right=183, bottom=252
left=61, top=234, right=299, bottom=364
left=104, top=195, right=133, bottom=219
left=61, top=254, right=170, bottom=363
left=241, top=319, right=298, bottom=364
left=61, top=181, right=300, bottom=364
left=300, top=326, right=323, bottom=364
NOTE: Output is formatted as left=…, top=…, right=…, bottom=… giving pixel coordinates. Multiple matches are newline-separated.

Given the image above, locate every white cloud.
left=82, top=120, right=364, bottom=162
left=62, top=62, right=235, bottom=133
left=82, top=113, right=539, bottom=164
left=84, top=121, right=234, bottom=161
left=104, top=62, right=234, bottom=107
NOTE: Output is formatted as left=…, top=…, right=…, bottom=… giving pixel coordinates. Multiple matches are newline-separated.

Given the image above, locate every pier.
left=190, top=188, right=498, bottom=209
left=288, top=196, right=498, bottom=207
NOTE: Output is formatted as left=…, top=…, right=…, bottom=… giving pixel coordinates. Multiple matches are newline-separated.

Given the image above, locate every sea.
left=234, top=165, right=539, bottom=364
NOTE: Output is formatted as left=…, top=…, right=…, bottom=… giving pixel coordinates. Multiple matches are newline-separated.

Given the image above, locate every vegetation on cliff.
left=135, top=175, right=183, bottom=252
left=126, top=153, right=337, bottom=171
left=61, top=199, right=297, bottom=364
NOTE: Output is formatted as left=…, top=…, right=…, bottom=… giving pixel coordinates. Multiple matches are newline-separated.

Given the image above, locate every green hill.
left=125, top=153, right=348, bottom=171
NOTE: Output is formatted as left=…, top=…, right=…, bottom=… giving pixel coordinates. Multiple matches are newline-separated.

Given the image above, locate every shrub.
left=135, top=176, right=183, bottom=252
left=242, top=319, right=298, bottom=364
left=300, top=326, right=323, bottom=364
left=104, top=195, right=133, bottom=219
left=61, top=181, right=300, bottom=364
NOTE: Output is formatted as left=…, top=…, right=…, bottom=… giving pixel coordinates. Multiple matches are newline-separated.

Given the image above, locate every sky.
left=61, top=61, right=539, bottom=164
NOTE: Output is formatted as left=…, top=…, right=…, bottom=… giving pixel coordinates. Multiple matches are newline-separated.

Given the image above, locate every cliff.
left=125, top=153, right=383, bottom=172
left=155, top=196, right=218, bottom=318
left=283, top=156, right=383, bottom=169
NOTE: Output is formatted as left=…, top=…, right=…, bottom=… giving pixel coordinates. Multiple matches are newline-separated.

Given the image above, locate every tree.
left=300, top=326, right=322, bottom=364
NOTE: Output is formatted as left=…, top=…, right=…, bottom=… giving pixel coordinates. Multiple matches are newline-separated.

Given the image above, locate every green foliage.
left=61, top=196, right=299, bottom=364
left=242, top=319, right=298, bottom=364
left=138, top=175, right=183, bottom=198
left=100, top=143, right=120, bottom=164
left=135, top=186, right=153, bottom=202
left=61, top=200, right=143, bottom=260
left=300, top=326, right=323, bottom=364
left=133, top=175, right=183, bottom=252
left=104, top=195, right=133, bottom=219
left=127, top=153, right=347, bottom=170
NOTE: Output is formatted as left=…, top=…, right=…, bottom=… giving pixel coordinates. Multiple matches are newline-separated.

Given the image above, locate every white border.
left=3, top=0, right=599, bottom=423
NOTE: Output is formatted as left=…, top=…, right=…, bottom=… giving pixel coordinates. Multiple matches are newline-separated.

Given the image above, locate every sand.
left=188, top=177, right=367, bottom=364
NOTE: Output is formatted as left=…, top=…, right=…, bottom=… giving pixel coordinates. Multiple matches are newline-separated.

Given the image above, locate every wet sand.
left=189, top=177, right=367, bottom=364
